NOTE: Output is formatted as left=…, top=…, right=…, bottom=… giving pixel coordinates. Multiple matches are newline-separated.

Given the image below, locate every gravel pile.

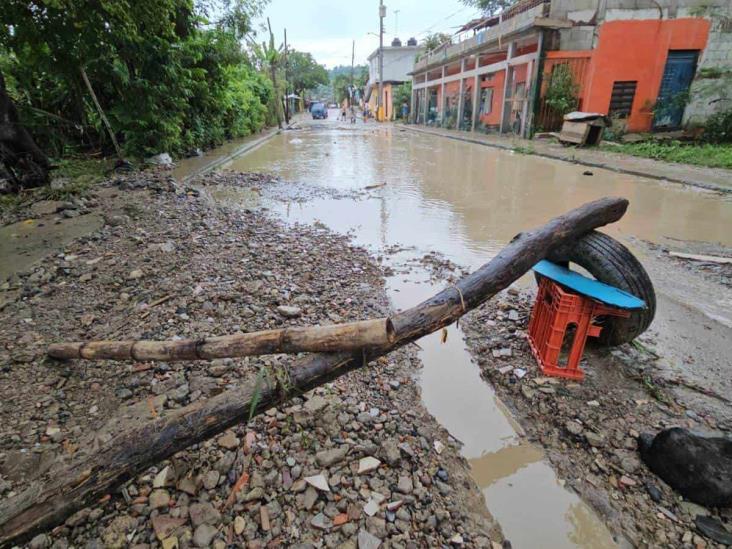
left=0, top=172, right=500, bottom=548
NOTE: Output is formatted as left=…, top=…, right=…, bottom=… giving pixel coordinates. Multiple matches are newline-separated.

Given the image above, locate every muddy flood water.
left=175, top=115, right=732, bottom=548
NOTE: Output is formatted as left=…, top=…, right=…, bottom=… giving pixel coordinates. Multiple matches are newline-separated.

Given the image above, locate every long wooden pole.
left=79, top=66, right=124, bottom=161
left=47, top=318, right=394, bottom=361
left=0, top=198, right=628, bottom=547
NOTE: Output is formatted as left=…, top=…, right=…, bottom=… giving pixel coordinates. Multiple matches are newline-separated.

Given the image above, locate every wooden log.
left=0, top=197, right=628, bottom=546
left=47, top=318, right=395, bottom=361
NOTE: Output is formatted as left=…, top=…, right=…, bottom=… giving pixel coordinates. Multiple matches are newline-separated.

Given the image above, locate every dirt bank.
left=0, top=172, right=501, bottom=548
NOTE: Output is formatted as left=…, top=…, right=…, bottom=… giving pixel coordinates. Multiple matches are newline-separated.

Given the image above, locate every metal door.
left=653, top=50, right=698, bottom=129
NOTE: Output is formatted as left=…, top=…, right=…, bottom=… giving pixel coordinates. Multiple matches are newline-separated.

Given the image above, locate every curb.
left=400, top=125, right=731, bottom=195
left=178, top=127, right=281, bottom=184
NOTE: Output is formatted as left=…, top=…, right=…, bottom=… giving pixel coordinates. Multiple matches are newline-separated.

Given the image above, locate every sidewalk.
left=402, top=124, right=732, bottom=193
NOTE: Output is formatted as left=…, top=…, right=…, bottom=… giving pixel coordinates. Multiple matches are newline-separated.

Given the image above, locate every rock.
left=584, top=431, right=604, bottom=448
left=358, top=529, right=382, bottom=549
left=216, top=431, right=239, bottom=450
left=302, top=486, right=319, bottom=510
left=450, top=533, right=464, bottom=545
left=565, top=421, right=583, bottom=437
left=65, top=508, right=91, bottom=527
left=233, top=516, right=246, bottom=535
left=189, top=502, right=221, bottom=527
left=149, top=489, right=171, bottom=509
left=146, top=153, right=174, bottom=166
left=316, top=447, right=348, bottom=467
left=681, top=501, right=710, bottom=518
left=161, top=537, right=179, bottom=549
left=243, top=486, right=265, bottom=501
left=102, top=515, right=137, bottom=548
left=311, top=512, right=333, bottom=530
left=639, top=427, right=732, bottom=507
left=276, top=305, right=302, bottom=318
left=29, top=534, right=51, bottom=549
left=193, top=524, right=218, bottom=547
left=45, top=426, right=63, bottom=443
left=154, top=465, right=176, bottom=488
left=152, top=516, right=187, bottom=541
left=358, top=456, right=381, bottom=474
left=381, top=440, right=401, bottom=466
left=363, top=498, right=380, bottom=517
left=397, top=475, right=413, bottom=494
left=646, top=482, right=663, bottom=503
left=304, top=474, right=330, bottom=492
left=619, top=455, right=640, bottom=474
left=30, top=200, right=65, bottom=217
left=303, top=395, right=328, bottom=413
left=128, top=269, right=144, bottom=280
left=695, top=515, right=732, bottom=545
left=203, top=470, right=220, bottom=490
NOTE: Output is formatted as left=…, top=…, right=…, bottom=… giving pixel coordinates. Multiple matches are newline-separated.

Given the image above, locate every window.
left=609, top=81, right=637, bottom=118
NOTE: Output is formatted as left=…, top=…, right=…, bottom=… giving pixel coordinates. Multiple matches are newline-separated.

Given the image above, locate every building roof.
left=367, top=45, right=421, bottom=62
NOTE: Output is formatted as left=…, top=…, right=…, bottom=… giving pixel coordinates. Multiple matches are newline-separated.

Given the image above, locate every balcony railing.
left=413, top=0, right=548, bottom=73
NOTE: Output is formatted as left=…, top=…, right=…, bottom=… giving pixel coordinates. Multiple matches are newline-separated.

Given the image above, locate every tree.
left=422, top=33, right=452, bottom=52
left=461, top=0, right=518, bottom=15
left=287, top=51, right=328, bottom=99
left=544, top=63, right=579, bottom=116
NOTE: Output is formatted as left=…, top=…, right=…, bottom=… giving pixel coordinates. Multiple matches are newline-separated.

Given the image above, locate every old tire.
left=544, top=231, right=656, bottom=347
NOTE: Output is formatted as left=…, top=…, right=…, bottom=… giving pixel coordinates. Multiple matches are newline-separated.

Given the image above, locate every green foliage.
left=606, top=140, right=732, bottom=169
left=288, top=51, right=328, bottom=97
left=421, top=33, right=452, bottom=53
left=702, top=109, right=732, bottom=144
left=393, top=82, right=412, bottom=119
left=0, top=0, right=275, bottom=159
left=544, top=64, right=578, bottom=116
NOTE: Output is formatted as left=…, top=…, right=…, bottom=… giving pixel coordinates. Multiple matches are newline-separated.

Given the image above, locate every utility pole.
left=283, top=28, right=290, bottom=124
left=378, top=0, right=385, bottom=122
left=350, top=40, right=355, bottom=108
left=267, top=18, right=282, bottom=129
left=394, top=9, right=400, bottom=37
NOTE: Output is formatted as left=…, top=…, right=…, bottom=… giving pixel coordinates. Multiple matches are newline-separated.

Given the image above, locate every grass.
left=604, top=140, right=732, bottom=169
left=1, top=157, right=112, bottom=216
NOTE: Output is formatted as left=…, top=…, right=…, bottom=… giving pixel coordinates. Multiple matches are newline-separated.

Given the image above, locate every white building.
left=366, top=37, right=423, bottom=120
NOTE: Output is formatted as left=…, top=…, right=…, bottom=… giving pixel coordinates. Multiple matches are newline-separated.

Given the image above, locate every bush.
left=703, top=109, right=732, bottom=143
left=544, top=64, right=578, bottom=116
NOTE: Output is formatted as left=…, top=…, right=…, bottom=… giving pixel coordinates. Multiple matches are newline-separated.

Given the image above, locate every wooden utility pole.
left=283, top=28, right=290, bottom=124
left=267, top=18, right=282, bottom=129
left=350, top=39, right=355, bottom=108
left=378, top=0, right=385, bottom=121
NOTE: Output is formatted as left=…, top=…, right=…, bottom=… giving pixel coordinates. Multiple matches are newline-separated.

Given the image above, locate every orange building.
left=411, top=0, right=729, bottom=136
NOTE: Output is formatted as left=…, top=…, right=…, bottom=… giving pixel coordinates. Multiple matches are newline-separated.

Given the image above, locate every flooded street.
left=176, top=113, right=732, bottom=547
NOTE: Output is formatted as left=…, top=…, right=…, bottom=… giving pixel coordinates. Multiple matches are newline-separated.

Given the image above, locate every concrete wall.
left=368, top=47, right=421, bottom=86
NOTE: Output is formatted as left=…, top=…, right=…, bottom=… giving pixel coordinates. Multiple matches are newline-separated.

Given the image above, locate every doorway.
left=653, top=50, right=698, bottom=130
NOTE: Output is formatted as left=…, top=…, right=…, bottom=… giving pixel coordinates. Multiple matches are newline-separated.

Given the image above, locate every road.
left=176, top=110, right=732, bottom=547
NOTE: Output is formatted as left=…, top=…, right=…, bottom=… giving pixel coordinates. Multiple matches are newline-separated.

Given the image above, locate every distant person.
left=401, top=101, right=409, bottom=121
left=349, top=106, right=356, bottom=124
left=341, top=106, right=347, bottom=121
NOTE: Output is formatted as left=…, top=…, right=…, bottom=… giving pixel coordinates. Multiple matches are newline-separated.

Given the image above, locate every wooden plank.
left=669, top=252, right=732, bottom=265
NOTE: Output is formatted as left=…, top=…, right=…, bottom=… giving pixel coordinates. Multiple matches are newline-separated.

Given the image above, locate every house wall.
left=582, top=18, right=710, bottom=131
left=478, top=70, right=506, bottom=127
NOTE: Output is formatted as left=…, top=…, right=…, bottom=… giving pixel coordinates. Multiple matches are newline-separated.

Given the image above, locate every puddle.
left=0, top=214, right=103, bottom=282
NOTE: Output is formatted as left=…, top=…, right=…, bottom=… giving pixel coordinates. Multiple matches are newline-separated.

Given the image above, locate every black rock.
left=645, top=481, right=663, bottom=503
left=695, top=515, right=732, bottom=545
left=638, top=427, right=732, bottom=508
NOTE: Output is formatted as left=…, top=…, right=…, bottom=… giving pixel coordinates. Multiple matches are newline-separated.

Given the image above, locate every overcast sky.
left=256, top=0, right=482, bottom=68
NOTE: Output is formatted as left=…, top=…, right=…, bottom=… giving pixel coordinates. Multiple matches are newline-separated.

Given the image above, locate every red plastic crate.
left=527, top=277, right=630, bottom=380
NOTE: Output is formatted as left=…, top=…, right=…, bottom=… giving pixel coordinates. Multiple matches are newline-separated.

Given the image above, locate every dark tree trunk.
left=0, top=71, right=51, bottom=192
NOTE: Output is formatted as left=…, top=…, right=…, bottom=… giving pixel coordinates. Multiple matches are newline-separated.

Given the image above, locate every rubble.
left=0, top=171, right=500, bottom=547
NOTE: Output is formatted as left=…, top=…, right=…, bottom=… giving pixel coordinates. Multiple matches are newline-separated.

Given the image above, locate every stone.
left=695, top=515, right=732, bottom=545
left=203, top=470, right=220, bottom=490
left=234, top=516, right=246, bottom=535
left=381, top=440, right=401, bottom=465
left=363, top=498, right=380, bottom=517
left=102, top=515, right=137, bottom=548
left=311, top=513, right=333, bottom=530
left=397, top=475, right=413, bottom=494
left=584, top=431, right=604, bottom=448
left=189, top=502, right=221, bottom=527
left=153, top=465, right=176, bottom=488
left=29, top=534, right=51, bottom=549
left=565, top=421, right=583, bottom=437
left=304, top=395, right=328, bottom=413
left=304, top=474, right=330, bottom=492
left=639, top=427, right=732, bottom=507
left=450, top=533, right=464, bottom=545
left=302, top=486, right=319, bottom=510
left=680, top=501, right=710, bottom=517
left=128, top=269, right=144, bottom=280
left=161, top=538, right=178, bottom=549
left=358, top=529, right=382, bottom=549
left=149, top=489, right=171, bottom=509
left=216, top=431, right=239, bottom=450
left=152, top=516, right=187, bottom=541
left=316, top=447, right=348, bottom=467
left=243, top=487, right=265, bottom=501
left=193, top=524, right=218, bottom=548
left=276, top=305, right=302, bottom=318
left=146, top=153, right=174, bottom=166
left=358, top=456, right=381, bottom=474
